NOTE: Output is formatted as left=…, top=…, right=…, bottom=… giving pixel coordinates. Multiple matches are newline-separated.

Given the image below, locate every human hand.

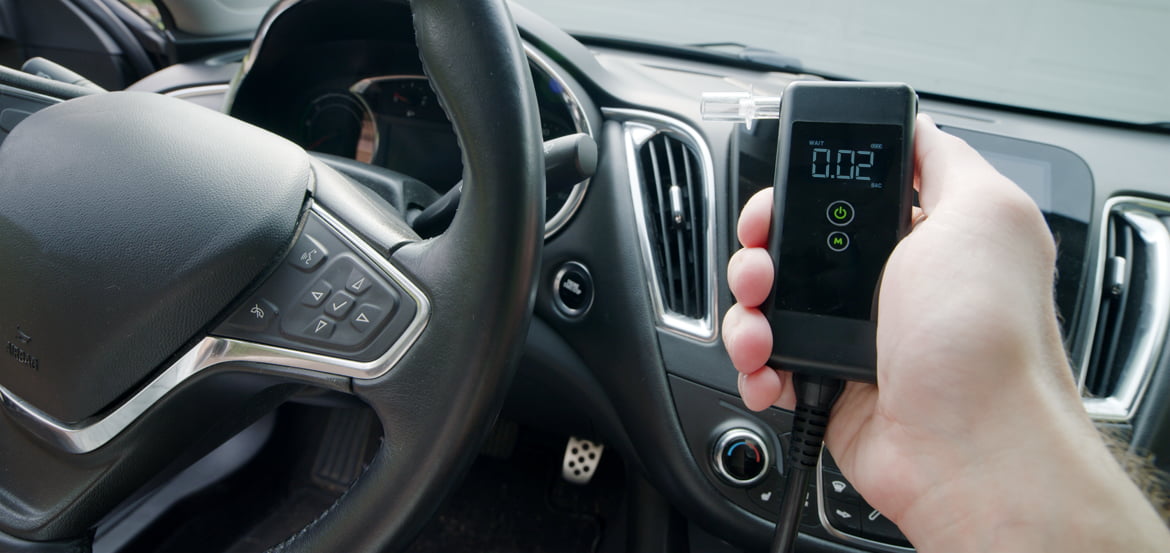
left=722, top=114, right=1170, bottom=551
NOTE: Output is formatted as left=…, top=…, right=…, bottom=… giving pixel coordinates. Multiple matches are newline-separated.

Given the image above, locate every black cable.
left=770, top=372, right=843, bottom=553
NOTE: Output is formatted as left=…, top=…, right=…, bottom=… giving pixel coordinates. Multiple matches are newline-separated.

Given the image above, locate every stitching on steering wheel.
left=264, top=437, right=382, bottom=553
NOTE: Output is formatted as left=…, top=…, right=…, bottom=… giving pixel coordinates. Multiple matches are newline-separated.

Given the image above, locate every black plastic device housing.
left=765, top=81, right=916, bottom=383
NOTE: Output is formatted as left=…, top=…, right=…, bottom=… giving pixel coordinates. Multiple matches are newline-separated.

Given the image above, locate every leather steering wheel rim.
left=267, top=1, right=546, bottom=550
left=0, top=0, right=544, bottom=551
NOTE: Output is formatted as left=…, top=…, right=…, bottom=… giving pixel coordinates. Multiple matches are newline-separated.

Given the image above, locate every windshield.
left=518, top=0, right=1170, bottom=126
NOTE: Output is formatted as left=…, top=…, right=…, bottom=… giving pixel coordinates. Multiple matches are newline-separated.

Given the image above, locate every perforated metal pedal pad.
left=562, top=436, right=604, bottom=485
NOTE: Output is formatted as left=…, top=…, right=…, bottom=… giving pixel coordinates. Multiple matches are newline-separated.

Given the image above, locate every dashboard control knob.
left=712, top=428, right=771, bottom=486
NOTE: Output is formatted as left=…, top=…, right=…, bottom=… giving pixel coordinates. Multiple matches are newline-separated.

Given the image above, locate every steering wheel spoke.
left=211, top=204, right=431, bottom=381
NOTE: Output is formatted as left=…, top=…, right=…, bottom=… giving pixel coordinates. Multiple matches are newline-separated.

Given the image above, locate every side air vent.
left=1080, top=198, right=1170, bottom=421
left=607, top=108, right=717, bottom=342
left=639, top=133, right=707, bottom=319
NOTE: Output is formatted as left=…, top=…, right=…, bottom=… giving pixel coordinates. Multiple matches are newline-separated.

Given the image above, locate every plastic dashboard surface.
left=128, top=5, right=1170, bottom=552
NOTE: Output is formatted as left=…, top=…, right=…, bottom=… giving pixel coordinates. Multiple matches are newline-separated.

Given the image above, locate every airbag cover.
left=0, top=92, right=309, bottom=424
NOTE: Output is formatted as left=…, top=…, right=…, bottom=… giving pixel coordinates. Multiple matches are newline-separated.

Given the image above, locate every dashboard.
left=126, top=1, right=1170, bottom=552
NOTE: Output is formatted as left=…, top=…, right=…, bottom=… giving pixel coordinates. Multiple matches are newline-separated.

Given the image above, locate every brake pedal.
left=562, top=436, right=604, bottom=485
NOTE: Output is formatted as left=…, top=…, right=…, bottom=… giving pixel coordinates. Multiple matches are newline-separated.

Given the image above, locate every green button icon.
left=827, top=231, right=850, bottom=252
left=826, top=201, right=854, bottom=226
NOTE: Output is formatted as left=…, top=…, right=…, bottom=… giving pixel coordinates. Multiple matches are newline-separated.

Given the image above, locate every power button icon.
left=827, top=201, right=855, bottom=226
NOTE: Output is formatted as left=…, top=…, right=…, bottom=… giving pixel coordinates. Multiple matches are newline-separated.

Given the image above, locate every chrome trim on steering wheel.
left=0, top=204, right=430, bottom=454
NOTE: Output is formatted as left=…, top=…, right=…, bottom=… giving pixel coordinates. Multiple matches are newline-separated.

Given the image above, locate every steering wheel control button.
left=827, top=231, right=850, bottom=252
left=826, top=498, right=861, bottom=533
left=226, top=298, right=279, bottom=332
left=214, top=212, right=420, bottom=360
left=346, top=267, right=372, bottom=295
left=351, top=304, right=388, bottom=333
left=325, top=292, right=355, bottom=319
left=288, top=234, right=328, bottom=271
left=553, top=261, right=594, bottom=318
left=826, top=200, right=855, bottom=226
left=712, top=428, right=771, bottom=487
left=304, top=317, right=335, bottom=339
left=302, top=280, right=333, bottom=307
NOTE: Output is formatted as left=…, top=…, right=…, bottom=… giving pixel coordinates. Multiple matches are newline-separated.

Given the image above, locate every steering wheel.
left=0, top=1, right=543, bottom=551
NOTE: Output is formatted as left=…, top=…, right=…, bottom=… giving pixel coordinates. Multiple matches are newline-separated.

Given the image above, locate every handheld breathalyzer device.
left=703, top=80, right=917, bottom=553
left=766, top=81, right=916, bottom=382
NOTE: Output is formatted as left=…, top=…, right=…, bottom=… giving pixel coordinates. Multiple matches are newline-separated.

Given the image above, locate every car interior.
left=0, top=0, right=1168, bottom=552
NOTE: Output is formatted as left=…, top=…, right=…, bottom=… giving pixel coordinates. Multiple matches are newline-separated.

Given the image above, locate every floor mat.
left=405, top=430, right=623, bottom=553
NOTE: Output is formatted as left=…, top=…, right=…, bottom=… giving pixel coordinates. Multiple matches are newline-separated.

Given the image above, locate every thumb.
left=913, top=114, right=1018, bottom=215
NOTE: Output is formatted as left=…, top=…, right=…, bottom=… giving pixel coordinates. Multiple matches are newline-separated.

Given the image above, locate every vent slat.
left=1081, top=213, right=1137, bottom=399
left=1087, top=217, right=1133, bottom=397
left=638, top=132, right=706, bottom=320
left=683, top=146, right=703, bottom=317
left=646, top=138, right=680, bottom=310
left=664, top=140, right=692, bottom=315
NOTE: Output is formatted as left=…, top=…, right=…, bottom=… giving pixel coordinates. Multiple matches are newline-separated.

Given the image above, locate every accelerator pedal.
left=562, top=436, right=604, bottom=485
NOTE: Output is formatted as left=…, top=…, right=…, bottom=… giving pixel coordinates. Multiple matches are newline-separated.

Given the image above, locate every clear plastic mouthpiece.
left=700, top=92, right=781, bottom=129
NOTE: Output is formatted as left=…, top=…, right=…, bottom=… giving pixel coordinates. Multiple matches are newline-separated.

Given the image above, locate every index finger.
left=737, top=187, right=773, bottom=248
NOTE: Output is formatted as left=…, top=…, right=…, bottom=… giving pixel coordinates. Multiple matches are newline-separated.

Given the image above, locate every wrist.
left=897, top=412, right=1170, bottom=553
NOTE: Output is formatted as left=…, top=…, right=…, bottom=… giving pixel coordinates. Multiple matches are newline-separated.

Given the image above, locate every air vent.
left=608, top=109, right=716, bottom=341
left=1080, top=198, right=1170, bottom=421
left=639, top=133, right=707, bottom=319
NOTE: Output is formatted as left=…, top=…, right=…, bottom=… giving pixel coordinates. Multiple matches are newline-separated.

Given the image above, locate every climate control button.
left=712, top=428, right=771, bottom=486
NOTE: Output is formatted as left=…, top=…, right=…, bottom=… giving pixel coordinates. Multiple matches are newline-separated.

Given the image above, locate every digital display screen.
left=980, top=150, right=1053, bottom=212
left=774, top=122, right=905, bottom=320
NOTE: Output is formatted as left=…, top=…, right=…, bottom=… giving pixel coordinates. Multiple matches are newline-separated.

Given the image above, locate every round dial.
left=299, top=93, right=369, bottom=159
left=713, top=428, right=771, bottom=486
left=352, top=76, right=447, bottom=123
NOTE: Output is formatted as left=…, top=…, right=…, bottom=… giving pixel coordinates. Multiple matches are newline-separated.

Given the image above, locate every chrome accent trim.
left=524, top=44, right=594, bottom=240
left=669, top=185, right=685, bottom=225
left=1078, top=196, right=1170, bottom=421
left=552, top=261, right=593, bottom=318
left=0, top=203, right=431, bottom=454
left=604, top=107, right=718, bottom=343
left=0, top=86, right=65, bottom=107
left=163, top=84, right=231, bottom=100
left=347, top=75, right=423, bottom=165
left=816, top=452, right=915, bottom=552
left=711, top=428, right=770, bottom=487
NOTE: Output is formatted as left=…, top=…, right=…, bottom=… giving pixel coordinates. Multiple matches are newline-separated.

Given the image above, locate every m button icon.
left=827, top=231, right=850, bottom=252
